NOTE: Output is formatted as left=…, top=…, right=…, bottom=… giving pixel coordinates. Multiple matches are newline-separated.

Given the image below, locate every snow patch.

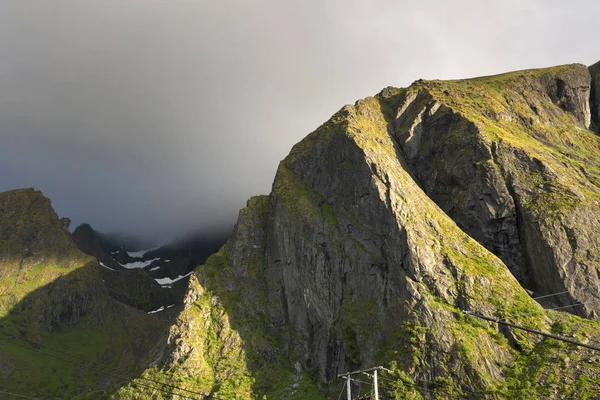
left=149, top=266, right=160, bottom=271
left=155, top=272, right=193, bottom=286
left=120, top=258, right=160, bottom=269
left=167, top=304, right=175, bottom=309
left=164, top=259, right=171, bottom=262
left=99, top=262, right=115, bottom=271
left=147, top=306, right=165, bottom=314
left=126, top=246, right=159, bottom=258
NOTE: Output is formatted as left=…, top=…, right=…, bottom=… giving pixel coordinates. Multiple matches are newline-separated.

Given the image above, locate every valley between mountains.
left=3, top=61, right=600, bottom=399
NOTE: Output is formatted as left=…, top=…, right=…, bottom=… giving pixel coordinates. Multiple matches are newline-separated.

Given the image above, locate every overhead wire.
left=336, top=380, right=347, bottom=400
left=532, top=285, right=595, bottom=300
left=377, top=376, right=471, bottom=398
left=3, top=285, right=598, bottom=399
left=495, top=285, right=600, bottom=322
left=0, top=389, right=40, bottom=400
left=0, top=326, right=207, bottom=397
left=0, top=330, right=200, bottom=400
left=497, top=300, right=600, bottom=322
left=464, top=311, right=600, bottom=352
left=530, top=285, right=595, bottom=301
left=354, top=375, right=472, bottom=399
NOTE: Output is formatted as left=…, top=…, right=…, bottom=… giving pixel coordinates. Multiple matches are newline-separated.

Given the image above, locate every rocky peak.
left=117, top=63, right=600, bottom=399
left=0, top=188, right=80, bottom=262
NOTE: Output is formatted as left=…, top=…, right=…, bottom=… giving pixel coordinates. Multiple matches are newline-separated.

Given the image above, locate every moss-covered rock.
left=118, top=62, right=600, bottom=399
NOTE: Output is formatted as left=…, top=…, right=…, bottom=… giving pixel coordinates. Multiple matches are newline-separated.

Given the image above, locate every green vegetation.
left=6, top=63, right=600, bottom=399
left=113, top=197, right=325, bottom=399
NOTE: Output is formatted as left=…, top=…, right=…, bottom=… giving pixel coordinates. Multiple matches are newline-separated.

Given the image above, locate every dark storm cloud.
left=0, top=0, right=598, bottom=241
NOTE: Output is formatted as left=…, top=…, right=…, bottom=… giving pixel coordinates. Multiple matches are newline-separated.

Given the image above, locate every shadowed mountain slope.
left=0, top=189, right=172, bottom=399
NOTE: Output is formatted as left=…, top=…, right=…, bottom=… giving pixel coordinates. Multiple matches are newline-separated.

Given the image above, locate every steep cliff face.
left=590, top=61, right=600, bottom=131
left=118, top=63, right=600, bottom=399
left=388, top=64, right=600, bottom=318
left=0, top=189, right=167, bottom=399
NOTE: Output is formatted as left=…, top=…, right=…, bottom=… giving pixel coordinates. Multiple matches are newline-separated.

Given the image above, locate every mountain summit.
left=110, top=62, right=600, bottom=399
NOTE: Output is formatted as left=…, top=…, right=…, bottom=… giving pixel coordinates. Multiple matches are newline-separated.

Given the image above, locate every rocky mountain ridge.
left=111, top=61, right=600, bottom=399
left=2, top=61, right=600, bottom=399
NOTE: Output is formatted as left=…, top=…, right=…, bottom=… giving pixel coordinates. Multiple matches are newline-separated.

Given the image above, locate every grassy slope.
left=0, top=189, right=166, bottom=400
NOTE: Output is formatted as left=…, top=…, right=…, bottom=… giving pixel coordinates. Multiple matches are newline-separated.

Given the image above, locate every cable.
left=354, top=375, right=470, bottom=399
left=0, top=333, right=199, bottom=400
left=532, top=290, right=571, bottom=301
left=0, top=332, right=196, bottom=399
left=336, top=381, right=346, bottom=400
left=377, top=376, right=470, bottom=398
left=464, top=311, right=600, bottom=352
left=0, top=389, right=40, bottom=400
left=499, top=302, right=579, bottom=321
left=498, top=298, right=600, bottom=322
left=0, top=327, right=206, bottom=398
left=531, top=285, right=595, bottom=301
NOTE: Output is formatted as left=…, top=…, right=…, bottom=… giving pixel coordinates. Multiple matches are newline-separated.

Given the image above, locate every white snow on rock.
left=167, top=304, right=175, bottom=309
left=126, top=246, right=159, bottom=258
left=155, top=272, right=193, bottom=286
left=149, top=266, right=160, bottom=271
left=147, top=306, right=165, bottom=314
left=120, top=258, right=160, bottom=269
left=164, top=260, right=171, bottom=262
left=99, top=262, right=115, bottom=271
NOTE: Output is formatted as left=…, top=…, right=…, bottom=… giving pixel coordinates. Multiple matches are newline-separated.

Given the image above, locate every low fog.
left=0, top=0, right=598, bottom=241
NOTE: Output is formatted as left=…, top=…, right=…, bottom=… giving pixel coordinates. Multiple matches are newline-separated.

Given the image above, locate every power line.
left=0, top=333, right=196, bottom=400
left=336, top=381, right=347, bottom=400
left=464, top=311, right=600, bottom=352
left=0, top=332, right=199, bottom=400
left=0, top=389, right=40, bottom=400
left=498, top=300, right=598, bottom=322
left=0, top=327, right=206, bottom=398
left=531, top=285, right=595, bottom=301
left=377, top=375, right=473, bottom=398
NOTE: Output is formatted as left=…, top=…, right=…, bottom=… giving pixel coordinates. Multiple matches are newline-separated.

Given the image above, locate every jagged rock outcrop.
left=0, top=188, right=81, bottom=261
left=117, top=62, right=600, bottom=399
left=387, top=64, right=600, bottom=318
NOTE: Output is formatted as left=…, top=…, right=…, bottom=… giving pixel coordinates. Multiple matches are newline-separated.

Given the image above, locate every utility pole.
left=346, top=374, right=352, bottom=400
left=338, top=366, right=390, bottom=400
left=373, top=369, right=378, bottom=400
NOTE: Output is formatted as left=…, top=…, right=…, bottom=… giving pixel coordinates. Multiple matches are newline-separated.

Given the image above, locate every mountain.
left=71, top=223, right=226, bottom=312
left=3, top=61, right=600, bottom=400
left=0, top=189, right=171, bottom=399
left=112, top=63, right=600, bottom=399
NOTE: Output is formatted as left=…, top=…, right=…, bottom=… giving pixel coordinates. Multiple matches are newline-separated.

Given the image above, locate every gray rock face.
left=390, top=90, right=529, bottom=285
left=388, top=64, right=600, bottom=319
left=149, top=64, right=600, bottom=398
left=172, top=98, right=544, bottom=393
left=590, top=60, right=600, bottom=131
left=538, top=64, right=592, bottom=129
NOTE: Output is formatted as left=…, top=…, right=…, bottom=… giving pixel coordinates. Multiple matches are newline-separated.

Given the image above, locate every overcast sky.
left=0, top=0, right=598, bottom=241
